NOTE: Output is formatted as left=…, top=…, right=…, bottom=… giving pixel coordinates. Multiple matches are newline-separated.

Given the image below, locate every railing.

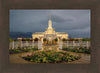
left=9, top=41, right=38, bottom=49
left=62, top=41, right=90, bottom=49
left=9, top=41, right=90, bottom=49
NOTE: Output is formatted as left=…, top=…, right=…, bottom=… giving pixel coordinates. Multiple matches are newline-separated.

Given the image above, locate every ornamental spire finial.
left=49, top=14, right=51, bottom=20
left=48, top=14, right=52, bottom=29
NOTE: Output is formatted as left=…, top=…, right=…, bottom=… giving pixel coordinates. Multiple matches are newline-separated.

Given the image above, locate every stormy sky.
left=10, top=10, right=90, bottom=38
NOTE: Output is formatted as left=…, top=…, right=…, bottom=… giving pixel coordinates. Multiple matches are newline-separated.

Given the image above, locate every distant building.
left=32, top=14, right=68, bottom=44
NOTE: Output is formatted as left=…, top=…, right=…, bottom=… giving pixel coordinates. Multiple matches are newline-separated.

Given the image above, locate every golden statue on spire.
left=49, top=14, right=51, bottom=20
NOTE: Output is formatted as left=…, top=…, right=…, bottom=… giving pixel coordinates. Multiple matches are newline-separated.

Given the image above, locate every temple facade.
left=32, top=15, right=68, bottom=44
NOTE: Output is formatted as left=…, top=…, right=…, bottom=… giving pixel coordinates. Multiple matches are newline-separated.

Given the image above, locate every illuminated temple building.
left=32, top=15, right=68, bottom=44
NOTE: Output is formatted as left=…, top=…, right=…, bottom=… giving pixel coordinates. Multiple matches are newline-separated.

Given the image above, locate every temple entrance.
left=48, top=40, right=52, bottom=45
left=43, top=37, right=59, bottom=51
left=43, top=39, right=58, bottom=45
left=48, top=36, right=52, bottom=45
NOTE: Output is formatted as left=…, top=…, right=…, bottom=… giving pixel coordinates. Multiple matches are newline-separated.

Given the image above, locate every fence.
left=9, top=41, right=38, bottom=49
left=9, top=41, right=90, bottom=49
left=63, top=41, right=90, bottom=49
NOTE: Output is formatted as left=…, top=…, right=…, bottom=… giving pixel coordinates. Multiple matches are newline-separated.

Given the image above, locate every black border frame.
left=0, top=0, right=100, bottom=73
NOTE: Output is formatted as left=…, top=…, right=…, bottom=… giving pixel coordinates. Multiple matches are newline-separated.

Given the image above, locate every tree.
left=74, top=39, right=79, bottom=41
left=68, top=38, right=74, bottom=41
left=25, top=38, right=32, bottom=41
left=43, top=38, right=47, bottom=41
left=81, top=38, right=90, bottom=41
left=55, top=38, right=58, bottom=41
left=62, top=38, right=67, bottom=41
left=34, top=38, right=38, bottom=41
left=9, top=37, right=13, bottom=42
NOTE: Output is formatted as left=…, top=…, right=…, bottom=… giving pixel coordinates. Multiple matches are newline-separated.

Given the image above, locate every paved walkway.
left=61, top=51, right=90, bottom=64
left=43, top=44, right=59, bottom=51
left=9, top=52, right=34, bottom=63
left=9, top=50, right=90, bottom=64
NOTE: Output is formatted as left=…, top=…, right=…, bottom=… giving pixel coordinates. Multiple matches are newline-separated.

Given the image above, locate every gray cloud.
left=10, top=10, right=90, bottom=38
left=51, top=15, right=74, bottom=23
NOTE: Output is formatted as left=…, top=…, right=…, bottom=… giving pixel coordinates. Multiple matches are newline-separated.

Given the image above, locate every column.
left=59, top=37, right=62, bottom=50
left=26, top=41, right=28, bottom=48
left=73, top=41, right=75, bottom=48
left=41, top=38, right=43, bottom=44
left=80, top=41, right=82, bottom=48
left=38, top=38, right=42, bottom=50
left=18, top=40, right=21, bottom=49
left=57, top=37, right=59, bottom=44
left=87, top=41, right=88, bottom=49
left=67, top=41, right=68, bottom=48
left=32, top=40, right=34, bottom=48
left=41, top=38, right=43, bottom=50
left=12, top=41, right=14, bottom=49
left=21, top=40, right=22, bottom=48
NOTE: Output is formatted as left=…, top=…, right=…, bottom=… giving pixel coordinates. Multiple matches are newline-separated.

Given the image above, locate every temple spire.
left=49, top=14, right=51, bottom=20
left=48, top=14, right=52, bottom=29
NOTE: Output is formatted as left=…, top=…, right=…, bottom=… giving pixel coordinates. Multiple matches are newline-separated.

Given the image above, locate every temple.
left=32, top=14, right=68, bottom=44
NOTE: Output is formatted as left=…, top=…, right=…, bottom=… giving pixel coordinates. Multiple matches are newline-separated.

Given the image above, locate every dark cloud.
left=51, top=15, right=74, bottom=23
left=10, top=10, right=90, bottom=38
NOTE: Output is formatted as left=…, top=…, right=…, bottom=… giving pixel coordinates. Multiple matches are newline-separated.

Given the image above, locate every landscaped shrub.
left=55, top=38, right=58, bottom=41
left=34, top=38, right=38, bottom=41
left=62, top=38, right=67, bottom=41
left=43, top=38, right=47, bottom=44
left=9, top=49, right=20, bottom=54
left=63, top=48, right=90, bottom=54
left=9, top=37, right=13, bottom=42
left=20, top=49, right=30, bottom=52
left=9, top=48, right=38, bottom=54
left=30, top=48, right=38, bottom=51
left=81, top=38, right=90, bottom=41
left=23, top=50, right=80, bottom=63
left=43, top=38, right=47, bottom=41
